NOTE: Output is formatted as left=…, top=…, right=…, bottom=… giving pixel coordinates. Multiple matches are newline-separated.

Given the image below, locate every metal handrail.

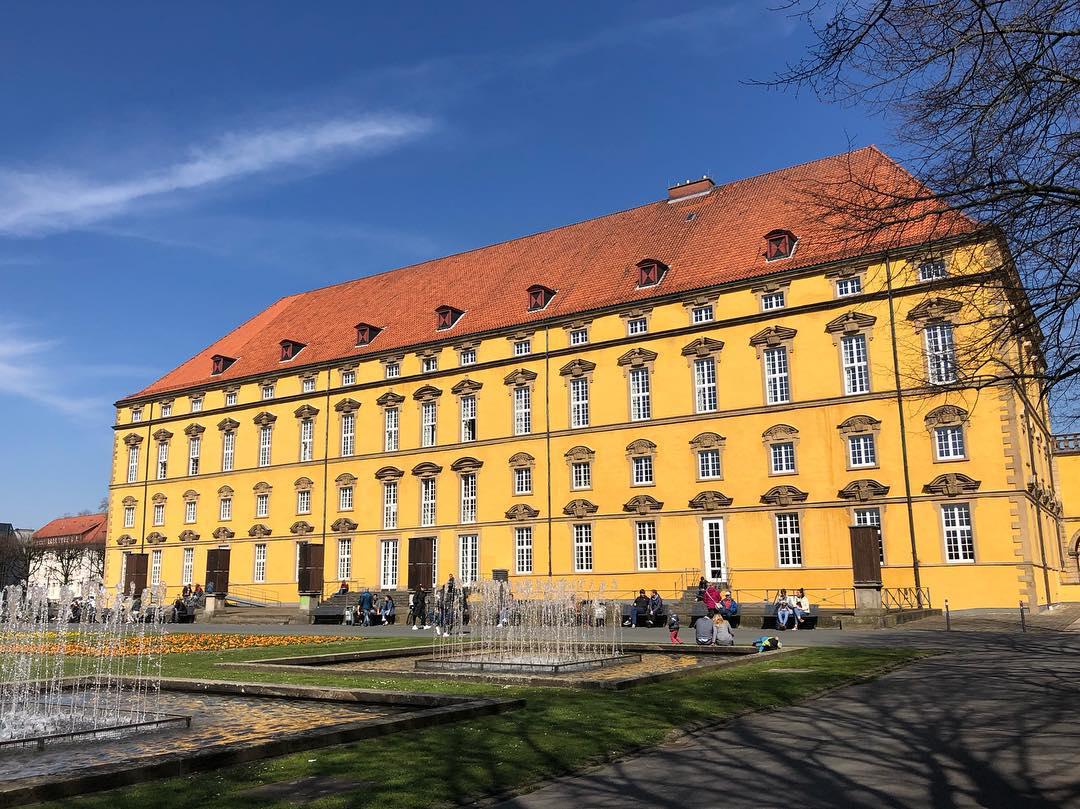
left=881, top=587, right=932, bottom=611
left=224, top=583, right=283, bottom=607
left=734, top=588, right=857, bottom=610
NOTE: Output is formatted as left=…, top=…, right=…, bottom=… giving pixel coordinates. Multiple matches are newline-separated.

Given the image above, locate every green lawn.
left=26, top=641, right=922, bottom=809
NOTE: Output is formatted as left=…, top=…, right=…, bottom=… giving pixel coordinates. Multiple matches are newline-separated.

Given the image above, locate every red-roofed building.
left=30, top=513, right=107, bottom=599
left=103, top=149, right=1073, bottom=610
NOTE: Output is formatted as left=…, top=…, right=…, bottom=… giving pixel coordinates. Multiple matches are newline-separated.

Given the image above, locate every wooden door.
left=124, top=553, right=148, bottom=595
left=297, top=542, right=324, bottom=594
left=407, top=538, right=435, bottom=591
left=205, top=548, right=231, bottom=594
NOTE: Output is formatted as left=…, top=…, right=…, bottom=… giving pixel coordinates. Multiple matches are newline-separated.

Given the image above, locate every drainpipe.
left=320, top=370, right=332, bottom=593
left=544, top=325, right=554, bottom=577
left=138, top=401, right=154, bottom=557
left=885, top=256, right=924, bottom=606
left=1015, top=334, right=1053, bottom=607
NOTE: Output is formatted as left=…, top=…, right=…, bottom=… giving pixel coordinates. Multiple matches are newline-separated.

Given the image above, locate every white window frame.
left=225, top=391, right=237, bottom=406
left=339, top=485, right=354, bottom=511
left=296, top=489, right=311, bottom=514
left=848, top=433, right=878, bottom=468
left=184, top=500, right=197, bottom=524
left=460, top=395, right=477, bottom=442
left=337, top=537, right=352, bottom=580
left=299, top=418, right=314, bottom=462
left=340, top=412, right=356, bottom=457
left=513, top=340, right=531, bottom=357
left=925, top=324, right=958, bottom=385
left=191, top=397, right=203, bottom=413
left=151, top=549, right=162, bottom=586
left=631, top=456, right=654, bottom=486
left=160, top=402, right=172, bottom=418
left=219, top=496, right=232, bottom=521
left=694, top=357, right=718, bottom=413
left=770, top=441, right=796, bottom=474
left=569, top=377, right=590, bottom=428
left=127, top=445, right=139, bottom=483
left=629, top=367, right=651, bottom=421
left=775, top=512, right=803, bottom=566
left=571, top=461, right=591, bottom=490
left=385, top=362, right=400, bottom=380
left=514, top=466, right=532, bottom=495
left=841, top=333, right=871, bottom=395
left=459, top=348, right=477, bottom=366
left=764, top=346, right=791, bottom=404
left=421, top=401, right=437, bottom=448
left=919, top=258, right=948, bottom=281
left=460, top=473, right=477, bottom=524
left=302, top=377, right=316, bottom=394
left=188, top=436, right=201, bottom=476
left=253, top=543, right=267, bottom=583
left=255, top=492, right=269, bottom=519
left=697, top=448, right=722, bottom=480
left=422, top=356, right=438, bottom=374
left=420, top=477, right=436, bottom=527
left=221, top=431, right=236, bottom=472
left=691, top=304, right=714, bottom=323
left=703, top=518, right=726, bottom=581
left=157, top=441, right=169, bottom=480
left=513, top=386, right=532, bottom=435
left=569, top=328, right=589, bottom=346
left=761, top=291, right=786, bottom=311
left=123, top=505, right=136, bottom=529
left=380, top=539, right=399, bottom=589
left=458, top=534, right=479, bottom=585
left=515, top=526, right=533, bottom=574
left=182, top=547, right=194, bottom=586
left=626, top=317, right=648, bottom=336
left=635, top=520, right=658, bottom=571
left=262, top=384, right=275, bottom=401
left=836, top=276, right=862, bottom=297
left=341, top=369, right=356, bottom=386
left=258, top=425, right=272, bottom=467
left=934, top=425, right=966, bottom=460
left=131, top=407, right=142, bottom=423
left=153, top=503, right=165, bottom=526
left=942, top=503, right=975, bottom=562
left=573, top=523, right=593, bottom=572
left=384, top=407, right=400, bottom=452
left=383, top=481, right=398, bottom=529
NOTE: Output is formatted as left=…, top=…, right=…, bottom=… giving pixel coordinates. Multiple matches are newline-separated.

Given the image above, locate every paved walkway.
left=495, top=632, right=1080, bottom=809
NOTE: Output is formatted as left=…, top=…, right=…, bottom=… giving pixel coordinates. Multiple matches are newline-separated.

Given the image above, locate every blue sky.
left=0, top=2, right=897, bottom=527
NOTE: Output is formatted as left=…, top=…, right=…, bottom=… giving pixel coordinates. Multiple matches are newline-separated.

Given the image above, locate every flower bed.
left=0, top=633, right=352, bottom=657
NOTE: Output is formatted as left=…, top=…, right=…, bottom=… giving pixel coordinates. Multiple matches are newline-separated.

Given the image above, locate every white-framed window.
left=160, top=402, right=172, bottom=418
left=302, top=377, right=316, bottom=394
left=626, top=317, right=648, bottom=336
left=632, top=456, right=654, bottom=486
left=153, top=503, right=165, bottom=526
left=513, top=340, right=531, bottom=357
left=421, top=401, right=437, bottom=447
left=191, top=397, right=203, bottom=413
left=337, top=537, right=352, bottom=580
left=299, top=418, right=314, bottom=462
left=258, top=425, right=272, bottom=467
left=919, top=258, right=947, bottom=281
left=459, top=348, right=477, bottom=366
left=761, top=291, right=786, bottom=311
left=694, top=357, right=718, bottom=413
left=127, top=445, right=140, bottom=483
left=569, top=328, right=589, bottom=346
left=262, top=384, right=275, bottom=400
left=150, top=549, right=162, bottom=586
left=422, top=356, right=438, bottom=374
left=854, top=507, right=884, bottom=562
left=942, top=503, right=975, bottom=562
left=254, top=543, right=267, bottom=583
left=635, top=520, right=658, bottom=570
left=513, top=386, right=532, bottom=435
left=836, top=276, right=862, bottom=297
left=460, top=395, right=477, bottom=442
left=691, top=304, right=714, bottom=324
left=340, top=413, right=356, bottom=457
left=571, top=461, right=591, bottom=490
left=182, top=547, right=194, bottom=586
left=573, top=523, right=593, bottom=572
left=569, top=377, right=590, bottom=428
left=935, top=425, right=966, bottom=460
left=123, top=505, right=136, bottom=528
left=383, top=482, right=398, bottom=529
left=131, top=407, right=143, bottom=423
left=256, top=492, right=269, bottom=518
left=219, top=496, right=232, bottom=521
left=770, top=442, right=796, bottom=474
left=420, top=477, right=436, bottom=527
left=698, top=448, right=722, bottom=479
left=848, top=434, right=877, bottom=468
left=296, top=489, right=311, bottom=514
left=380, top=539, right=399, bottom=589
left=841, top=334, right=871, bottom=395
left=776, top=512, right=803, bottom=566
left=458, top=534, right=479, bottom=585
left=704, top=518, right=725, bottom=581
left=514, top=466, right=532, bottom=495
left=341, top=369, right=356, bottom=386
left=925, top=324, right=957, bottom=384
left=339, top=485, right=354, bottom=511
left=184, top=501, right=197, bottom=523
left=764, top=346, right=791, bottom=404
left=221, top=431, right=235, bottom=472
left=385, top=362, right=400, bottom=379
left=188, top=436, right=201, bottom=476
left=515, top=526, right=533, bottom=574
left=384, top=407, right=399, bottom=452
left=460, top=473, right=477, bottom=524
left=629, top=367, right=651, bottom=421
left=225, top=391, right=238, bottom=406
left=157, top=441, right=169, bottom=480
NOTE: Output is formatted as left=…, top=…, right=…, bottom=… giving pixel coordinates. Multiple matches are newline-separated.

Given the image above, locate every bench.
left=312, top=605, right=346, bottom=625
left=688, top=605, right=742, bottom=629
left=760, top=605, right=818, bottom=631
left=620, top=604, right=667, bottom=627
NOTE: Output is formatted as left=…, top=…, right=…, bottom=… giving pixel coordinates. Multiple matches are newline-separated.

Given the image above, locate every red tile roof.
left=124, top=147, right=976, bottom=402
left=32, top=514, right=108, bottom=546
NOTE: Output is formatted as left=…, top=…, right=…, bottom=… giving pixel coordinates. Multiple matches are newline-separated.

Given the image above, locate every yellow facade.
left=105, top=239, right=1073, bottom=610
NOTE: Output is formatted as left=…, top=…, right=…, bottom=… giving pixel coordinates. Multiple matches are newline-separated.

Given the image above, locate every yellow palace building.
left=104, top=148, right=1078, bottom=611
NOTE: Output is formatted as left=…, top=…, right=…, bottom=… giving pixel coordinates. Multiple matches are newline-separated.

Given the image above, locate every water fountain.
left=0, top=582, right=184, bottom=750
left=417, top=578, right=633, bottom=674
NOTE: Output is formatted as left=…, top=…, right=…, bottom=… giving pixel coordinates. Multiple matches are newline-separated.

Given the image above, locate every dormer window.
left=210, top=354, right=236, bottom=375
left=355, top=322, right=383, bottom=346
left=636, top=259, right=669, bottom=288
left=527, top=284, right=556, bottom=312
left=435, top=305, right=464, bottom=331
left=764, top=230, right=798, bottom=261
left=279, top=340, right=305, bottom=362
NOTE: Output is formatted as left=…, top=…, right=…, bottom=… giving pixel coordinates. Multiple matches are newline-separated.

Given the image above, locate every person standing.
left=668, top=612, right=683, bottom=644
left=703, top=581, right=721, bottom=616
left=359, top=588, right=374, bottom=626
left=412, top=584, right=429, bottom=630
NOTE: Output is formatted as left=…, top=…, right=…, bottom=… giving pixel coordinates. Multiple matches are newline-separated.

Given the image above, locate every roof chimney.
left=667, top=176, right=715, bottom=201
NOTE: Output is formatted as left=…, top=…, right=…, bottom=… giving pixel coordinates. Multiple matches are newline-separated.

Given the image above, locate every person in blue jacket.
left=717, top=591, right=740, bottom=620
left=358, top=588, right=374, bottom=626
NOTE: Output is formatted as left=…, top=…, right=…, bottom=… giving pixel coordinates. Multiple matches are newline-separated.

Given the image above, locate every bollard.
left=1019, top=600, right=1027, bottom=633
left=944, top=599, right=951, bottom=631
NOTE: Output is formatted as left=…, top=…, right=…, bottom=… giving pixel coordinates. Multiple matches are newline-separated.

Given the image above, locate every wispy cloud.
left=0, top=114, right=433, bottom=236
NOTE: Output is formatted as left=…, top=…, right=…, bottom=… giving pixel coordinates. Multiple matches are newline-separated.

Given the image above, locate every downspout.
left=1015, top=335, right=1053, bottom=607
left=320, top=370, right=332, bottom=594
left=544, top=325, right=554, bottom=577
left=138, top=402, right=154, bottom=557
left=885, top=256, right=924, bottom=606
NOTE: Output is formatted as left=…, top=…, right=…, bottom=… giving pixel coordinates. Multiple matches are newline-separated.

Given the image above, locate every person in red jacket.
left=703, top=582, right=722, bottom=616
